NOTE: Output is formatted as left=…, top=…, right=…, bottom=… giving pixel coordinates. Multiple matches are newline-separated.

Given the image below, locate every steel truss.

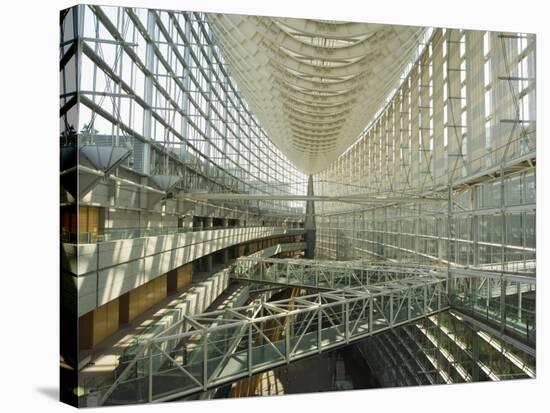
left=232, top=257, right=438, bottom=290
left=90, top=265, right=448, bottom=405
left=231, top=257, right=536, bottom=353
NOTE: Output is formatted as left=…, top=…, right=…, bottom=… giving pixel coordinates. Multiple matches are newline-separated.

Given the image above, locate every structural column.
left=179, top=214, right=193, bottom=231
left=305, top=175, right=316, bottom=259
left=222, top=218, right=230, bottom=264
left=138, top=10, right=155, bottom=176
left=205, top=217, right=214, bottom=271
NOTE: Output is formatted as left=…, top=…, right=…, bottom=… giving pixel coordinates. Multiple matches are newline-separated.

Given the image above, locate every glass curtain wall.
left=60, top=5, right=306, bottom=217
left=314, top=28, right=536, bottom=346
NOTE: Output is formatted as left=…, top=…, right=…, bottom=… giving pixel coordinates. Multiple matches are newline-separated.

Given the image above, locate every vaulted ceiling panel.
left=209, top=15, right=426, bottom=174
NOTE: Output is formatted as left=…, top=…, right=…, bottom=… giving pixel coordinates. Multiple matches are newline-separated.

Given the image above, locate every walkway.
left=90, top=264, right=448, bottom=405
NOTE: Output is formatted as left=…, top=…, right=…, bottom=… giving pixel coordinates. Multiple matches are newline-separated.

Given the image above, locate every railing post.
left=369, top=297, right=373, bottom=333
left=285, top=319, right=290, bottom=363
left=202, top=332, right=208, bottom=390
left=469, top=325, right=480, bottom=381
left=286, top=263, right=290, bottom=286
left=517, top=283, right=522, bottom=322
left=424, top=285, right=428, bottom=315
left=317, top=306, right=322, bottom=353
left=345, top=302, right=350, bottom=343
left=148, top=342, right=153, bottom=403
left=248, top=323, right=252, bottom=376
left=389, top=293, right=394, bottom=327
left=260, top=262, right=263, bottom=281
left=408, top=290, right=412, bottom=320
left=486, top=277, right=491, bottom=313
left=500, top=279, right=507, bottom=333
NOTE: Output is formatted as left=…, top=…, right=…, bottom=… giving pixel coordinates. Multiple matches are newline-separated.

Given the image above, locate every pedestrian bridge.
left=232, top=257, right=441, bottom=290
left=89, top=258, right=449, bottom=406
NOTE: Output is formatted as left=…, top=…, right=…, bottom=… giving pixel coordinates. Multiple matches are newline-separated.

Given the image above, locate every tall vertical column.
left=222, top=218, right=230, bottom=264
left=205, top=217, right=213, bottom=272
left=305, top=175, right=316, bottom=259
left=139, top=10, right=155, bottom=176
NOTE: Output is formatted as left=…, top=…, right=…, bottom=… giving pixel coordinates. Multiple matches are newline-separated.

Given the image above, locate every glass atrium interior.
left=59, top=4, right=536, bottom=407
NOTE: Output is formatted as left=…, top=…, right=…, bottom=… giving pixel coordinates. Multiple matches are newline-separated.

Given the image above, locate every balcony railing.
left=67, top=224, right=304, bottom=244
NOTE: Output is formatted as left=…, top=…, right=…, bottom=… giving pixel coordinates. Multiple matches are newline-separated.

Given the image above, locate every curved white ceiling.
left=208, top=15, right=426, bottom=174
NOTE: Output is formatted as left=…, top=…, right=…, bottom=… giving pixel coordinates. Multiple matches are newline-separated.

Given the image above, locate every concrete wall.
left=62, top=227, right=304, bottom=316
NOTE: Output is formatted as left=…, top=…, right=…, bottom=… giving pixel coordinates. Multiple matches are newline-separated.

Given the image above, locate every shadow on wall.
left=35, top=387, right=59, bottom=401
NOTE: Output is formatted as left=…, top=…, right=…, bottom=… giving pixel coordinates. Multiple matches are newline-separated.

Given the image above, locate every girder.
left=178, top=192, right=444, bottom=205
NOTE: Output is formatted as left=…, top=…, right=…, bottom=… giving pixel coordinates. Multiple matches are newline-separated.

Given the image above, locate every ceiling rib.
left=209, top=14, right=426, bottom=174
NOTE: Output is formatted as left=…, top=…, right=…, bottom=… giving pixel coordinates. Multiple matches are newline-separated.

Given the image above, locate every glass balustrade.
left=75, top=224, right=302, bottom=244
